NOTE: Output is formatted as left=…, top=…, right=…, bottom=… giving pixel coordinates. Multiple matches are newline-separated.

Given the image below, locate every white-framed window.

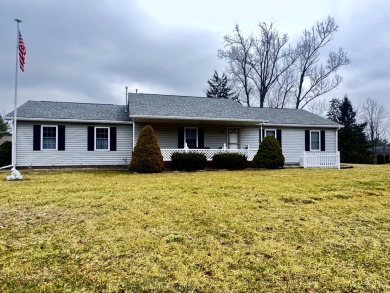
left=42, top=126, right=57, bottom=150
left=310, top=130, right=320, bottom=151
left=265, top=129, right=276, bottom=138
left=185, top=127, right=198, bottom=148
left=95, top=127, right=109, bottom=150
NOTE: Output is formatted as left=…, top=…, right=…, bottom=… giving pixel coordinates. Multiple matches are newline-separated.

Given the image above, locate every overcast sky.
left=1, top=0, right=390, bottom=118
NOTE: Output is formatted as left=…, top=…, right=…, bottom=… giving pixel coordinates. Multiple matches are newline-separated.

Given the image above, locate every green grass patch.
left=1, top=165, right=389, bottom=292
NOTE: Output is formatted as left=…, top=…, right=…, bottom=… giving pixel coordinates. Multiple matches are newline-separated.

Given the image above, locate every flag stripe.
left=18, top=31, right=26, bottom=72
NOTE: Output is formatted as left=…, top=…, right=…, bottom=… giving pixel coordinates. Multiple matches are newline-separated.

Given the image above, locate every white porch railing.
left=161, top=148, right=257, bottom=161
left=300, top=151, right=340, bottom=169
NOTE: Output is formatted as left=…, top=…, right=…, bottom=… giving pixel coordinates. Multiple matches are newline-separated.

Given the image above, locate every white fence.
left=161, top=148, right=257, bottom=161
left=300, top=151, right=340, bottom=169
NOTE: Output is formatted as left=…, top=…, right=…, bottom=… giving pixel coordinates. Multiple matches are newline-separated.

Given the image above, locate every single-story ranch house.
left=6, top=93, right=342, bottom=168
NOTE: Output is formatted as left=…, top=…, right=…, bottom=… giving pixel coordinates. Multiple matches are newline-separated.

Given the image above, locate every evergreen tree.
left=206, top=71, right=237, bottom=100
left=327, top=95, right=370, bottom=163
left=252, top=136, right=285, bottom=169
left=129, top=125, right=164, bottom=173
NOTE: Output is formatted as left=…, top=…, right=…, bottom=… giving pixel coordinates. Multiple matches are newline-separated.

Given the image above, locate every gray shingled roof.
left=129, top=93, right=260, bottom=122
left=6, top=100, right=131, bottom=122
left=129, top=93, right=341, bottom=127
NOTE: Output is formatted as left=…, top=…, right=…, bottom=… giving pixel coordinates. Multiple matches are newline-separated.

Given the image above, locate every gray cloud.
left=1, top=0, right=390, bottom=126
left=0, top=0, right=222, bottom=113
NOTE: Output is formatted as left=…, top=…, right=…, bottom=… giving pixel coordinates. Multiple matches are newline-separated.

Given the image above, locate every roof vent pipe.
left=136, top=89, right=138, bottom=94
left=125, top=86, right=128, bottom=112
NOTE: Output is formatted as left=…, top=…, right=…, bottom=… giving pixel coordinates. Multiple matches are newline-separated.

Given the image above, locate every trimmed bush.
left=129, top=125, right=164, bottom=173
left=0, top=141, right=12, bottom=167
left=171, top=152, right=207, bottom=171
left=253, top=136, right=285, bottom=169
left=212, top=153, right=247, bottom=170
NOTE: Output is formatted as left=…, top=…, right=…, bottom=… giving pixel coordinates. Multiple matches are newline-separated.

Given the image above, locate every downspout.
left=260, top=123, right=264, bottom=143
left=132, top=119, right=135, bottom=150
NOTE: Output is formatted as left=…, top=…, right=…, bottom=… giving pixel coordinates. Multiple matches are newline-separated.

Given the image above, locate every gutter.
left=131, top=115, right=269, bottom=124
left=255, top=123, right=342, bottom=129
left=4, top=117, right=133, bottom=125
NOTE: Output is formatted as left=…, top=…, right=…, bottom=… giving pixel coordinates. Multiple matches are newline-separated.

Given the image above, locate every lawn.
left=0, top=165, right=389, bottom=292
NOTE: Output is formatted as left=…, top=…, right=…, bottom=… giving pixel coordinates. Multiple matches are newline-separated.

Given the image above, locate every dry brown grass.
left=0, top=165, right=389, bottom=292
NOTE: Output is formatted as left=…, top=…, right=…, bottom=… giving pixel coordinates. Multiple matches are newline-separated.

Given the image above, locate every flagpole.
left=12, top=19, right=21, bottom=170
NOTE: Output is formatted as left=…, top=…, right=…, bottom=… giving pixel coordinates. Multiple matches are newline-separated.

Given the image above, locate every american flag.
left=18, top=31, right=26, bottom=72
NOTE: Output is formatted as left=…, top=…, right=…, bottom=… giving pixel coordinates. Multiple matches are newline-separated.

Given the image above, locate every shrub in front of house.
left=376, top=154, right=385, bottom=164
left=129, top=125, right=164, bottom=173
left=171, top=152, right=207, bottom=171
left=0, top=141, right=12, bottom=167
left=253, top=136, right=285, bottom=169
left=212, top=153, right=247, bottom=170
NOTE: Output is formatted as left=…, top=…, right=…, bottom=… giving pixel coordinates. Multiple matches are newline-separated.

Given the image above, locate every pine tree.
left=327, top=95, right=370, bottom=163
left=206, top=71, right=237, bottom=100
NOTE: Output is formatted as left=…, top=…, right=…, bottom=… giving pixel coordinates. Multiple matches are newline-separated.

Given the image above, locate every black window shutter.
left=276, top=129, right=282, bottom=148
left=58, top=125, right=65, bottom=151
left=198, top=127, right=204, bottom=148
left=320, top=130, right=326, bottom=151
left=305, top=130, right=310, bottom=151
left=261, top=129, right=265, bottom=143
left=87, top=126, right=94, bottom=151
left=178, top=127, right=184, bottom=148
left=110, top=127, right=117, bottom=151
left=33, top=125, right=41, bottom=151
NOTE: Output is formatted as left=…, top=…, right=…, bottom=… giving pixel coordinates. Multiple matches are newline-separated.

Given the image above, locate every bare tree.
left=249, top=22, right=296, bottom=108
left=218, top=25, right=254, bottom=106
left=306, top=98, right=328, bottom=117
left=218, top=17, right=350, bottom=109
left=361, top=98, right=389, bottom=153
left=267, top=64, right=295, bottom=108
left=292, top=16, right=350, bottom=109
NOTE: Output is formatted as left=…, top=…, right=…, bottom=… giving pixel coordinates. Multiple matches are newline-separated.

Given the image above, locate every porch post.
left=336, top=127, right=340, bottom=169
left=132, top=119, right=135, bottom=150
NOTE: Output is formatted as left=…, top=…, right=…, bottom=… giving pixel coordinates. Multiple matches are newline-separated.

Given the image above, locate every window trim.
left=41, top=125, right=58, bottom=150
left=265, top=129, right=276, bottom=138
left=95, top=127, right=110, bottom=151
left=310, top=130, right=321, bottom=151
left=184, top=127, right=198, bottom=148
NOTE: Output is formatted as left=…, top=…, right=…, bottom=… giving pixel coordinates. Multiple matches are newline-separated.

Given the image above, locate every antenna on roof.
left=135, top=89, right=138, bottom=94
left=125, top=86, right=128, bottom=112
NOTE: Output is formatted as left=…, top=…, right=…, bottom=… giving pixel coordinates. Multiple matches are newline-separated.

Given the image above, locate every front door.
left=228, top=128, right=239, bottom=149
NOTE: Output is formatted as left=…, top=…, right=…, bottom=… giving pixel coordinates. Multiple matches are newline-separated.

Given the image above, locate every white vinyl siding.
left=16, top=122, right=132, bottom=167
